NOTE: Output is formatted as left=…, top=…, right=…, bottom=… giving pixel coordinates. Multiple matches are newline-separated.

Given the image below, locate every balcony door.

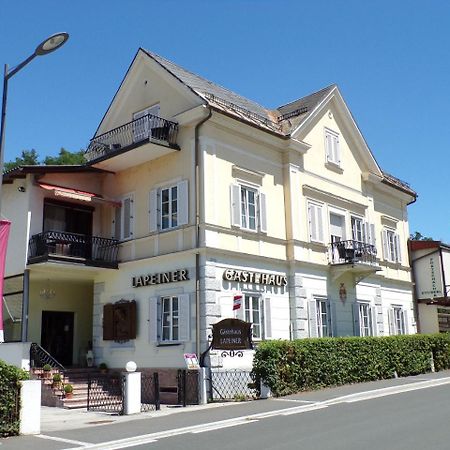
left=43, top=200, right=93, bottom=235
left=133, top=104, right=160, bottom=142
left=329, top=213, right=345, bottom=244
left=41, top=311, right=74, bottom=366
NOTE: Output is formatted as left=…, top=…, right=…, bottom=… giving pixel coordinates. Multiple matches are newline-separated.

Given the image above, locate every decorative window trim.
left=149, top=180, right=189, bottom=233
left=230, top=183, right=267, bottom=233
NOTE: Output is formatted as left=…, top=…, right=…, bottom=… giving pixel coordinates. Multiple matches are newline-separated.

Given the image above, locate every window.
left=161, top=296, right=179, bottom=341
left=149, top=294, right=190, bottom=344
left=354, top=302, right=376, bottom=337
left=308, top=298, right=332, bottom=337
left=389, top=307, right=407, bottom=335
left=230, top=184, right=267, bottom=233
left=329, top=213, right=345, bottom=244
left=244, top=294, right=262, bottom=339
left=351, top=216, right=365, bottom=243
left=112, top=194, right=134, bottom=240
left=382, top=228, right=401, bottom=263
left=149, top=180, right=188, bottom=232
left=308, top=201, right=324, bottom=243
left=325, top=128, right=340, bottom=166
left=133, top=104, right=160, bottom=142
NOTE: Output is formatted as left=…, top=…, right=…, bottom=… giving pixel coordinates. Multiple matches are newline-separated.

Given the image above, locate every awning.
left=38, top=183, right=121, bottom=207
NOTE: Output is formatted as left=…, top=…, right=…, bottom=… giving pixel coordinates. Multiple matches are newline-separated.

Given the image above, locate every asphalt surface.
left=2, top=370, right=450, bottom=449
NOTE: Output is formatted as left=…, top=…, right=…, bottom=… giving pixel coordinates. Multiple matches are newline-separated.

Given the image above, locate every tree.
left=4, top=149, right=39, bottom=172
left=410, top=231, right=433, bottom=241
left=43, top=148, right=85, bottom=165
left=3, top=147, right=85, bottom=172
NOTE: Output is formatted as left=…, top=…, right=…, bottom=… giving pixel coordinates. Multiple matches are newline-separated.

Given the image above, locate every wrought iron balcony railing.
left=329, top=240, right=377, bottom=265
left=85, top=113, right=179, bottom=163
left=28, top=231, right=119, bottom=268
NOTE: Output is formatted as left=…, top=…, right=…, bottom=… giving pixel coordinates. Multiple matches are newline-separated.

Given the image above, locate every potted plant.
left=52, top=373, right=62, bottom=389
left=64, top=384, right=73, bottom=399
left=42, top=364, right=52, bottom=379
left=99, top=362, right=108, bottom=374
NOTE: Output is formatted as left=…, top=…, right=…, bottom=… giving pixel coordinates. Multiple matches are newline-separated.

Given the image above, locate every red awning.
left=38, top=183, right=121, bottom=207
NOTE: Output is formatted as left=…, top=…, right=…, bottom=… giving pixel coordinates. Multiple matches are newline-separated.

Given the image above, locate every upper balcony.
left=28, top=231, right=119, bottom=269
left=328, top=240, right=381, bottom=281
left=84, top=113, right=180, bottom=171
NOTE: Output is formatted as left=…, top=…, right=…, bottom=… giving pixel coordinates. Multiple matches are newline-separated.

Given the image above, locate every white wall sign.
left=223, top=269, right=287, bottom=286
left=132, top=269, right=189, bottom=288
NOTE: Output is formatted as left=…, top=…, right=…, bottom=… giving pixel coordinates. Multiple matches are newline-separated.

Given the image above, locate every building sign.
left=211, top=318, right=253, bottom=350
left=183, top=353, right=200, bottom=370
left=223, top=269, right=287, bottom=287
left=132, top=269, right=189, bottom=288
left=417, top=256, right=443, bottom=299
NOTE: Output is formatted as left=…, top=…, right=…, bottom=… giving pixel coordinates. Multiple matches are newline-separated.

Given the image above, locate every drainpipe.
left=194, top=106, right=212, bottom=361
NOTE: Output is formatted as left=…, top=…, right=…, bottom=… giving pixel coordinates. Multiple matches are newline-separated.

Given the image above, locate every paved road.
left=3, top=371, right=450, bottom=449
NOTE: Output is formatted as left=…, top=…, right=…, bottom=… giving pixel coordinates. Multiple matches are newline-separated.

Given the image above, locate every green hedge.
left=0, top=359, right=29, bottom=437
left=252, top=334, right=450, bottom=397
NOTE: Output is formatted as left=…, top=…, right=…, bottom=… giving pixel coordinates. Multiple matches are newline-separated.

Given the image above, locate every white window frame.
left=308, top=201, right=324, bottom=243
left=230, top=183, right=267, bottom=233
left=324, top=128, right=341, bottom=166
left=355, top=302, right=376, bottom=337
left=351, top=216, right=365, bottom=243
left=329, top=211, right=345, bottom=244
left=389, top=306, right=407, bottom=335
left=149, top=180, right=188, bottom=233
left=316, top=298, right=330, bottom=338
left=161, top=295, right=180, bottom=342
left=383, top=228, right=401, bottom=263
left=244, top=294, right=263, bottom=340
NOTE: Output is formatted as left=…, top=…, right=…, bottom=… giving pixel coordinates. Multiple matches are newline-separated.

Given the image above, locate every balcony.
left=28, top=231, right=119, bottom=269
left=84, top=114, right=179, bottom=170
left=329, top=240, right=381, bottom=281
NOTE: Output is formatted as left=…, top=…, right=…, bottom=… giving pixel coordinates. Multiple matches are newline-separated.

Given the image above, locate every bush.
left=42, top=364, right=52, bottom=372
left=52, top=373, right=62, bottom=382
left=64, top=384, right=73, bottom=394
left=252, top=334, right=450, bottom=397
left=0, top=359, right=29, bottom=437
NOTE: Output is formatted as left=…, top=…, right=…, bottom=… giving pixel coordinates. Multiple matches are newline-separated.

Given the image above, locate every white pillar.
left=19, top=380, right=41, bottom=435
left=260, top=380, right=272, bottom=399
left=123, top=371, right=141, bottom=415
left=198, top=368, right=208, bottom=405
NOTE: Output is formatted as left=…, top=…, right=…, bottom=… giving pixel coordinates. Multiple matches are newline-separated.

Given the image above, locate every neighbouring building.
left=1, top=48, right=417, bottom=375
left=409, top=240, right=450, bottom=333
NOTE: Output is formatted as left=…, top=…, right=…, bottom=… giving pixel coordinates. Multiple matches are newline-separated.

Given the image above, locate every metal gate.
left=87, top=373, right=124, bottom=414
left=141, top=372, right=160, bottom=412
left=177, top=369, right=199, bottom=406
left=210, top=369, right=256, bottom=401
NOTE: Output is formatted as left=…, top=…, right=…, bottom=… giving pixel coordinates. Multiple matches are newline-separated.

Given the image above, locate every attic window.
left=324, top=128, right=341, bottom=168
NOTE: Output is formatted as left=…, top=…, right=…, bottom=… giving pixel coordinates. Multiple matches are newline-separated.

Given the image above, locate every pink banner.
left=0, top=220, right=11, bottom=343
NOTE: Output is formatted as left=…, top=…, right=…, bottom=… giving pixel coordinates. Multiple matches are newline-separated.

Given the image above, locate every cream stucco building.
left=1, top=48, right=417, bottom=372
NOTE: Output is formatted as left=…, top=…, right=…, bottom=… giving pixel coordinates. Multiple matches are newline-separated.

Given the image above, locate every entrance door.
left=41, top=311, right=74, bottom=366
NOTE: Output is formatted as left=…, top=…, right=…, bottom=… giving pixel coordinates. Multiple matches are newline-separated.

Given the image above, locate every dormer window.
left=324, top=128, right=340, bottom=167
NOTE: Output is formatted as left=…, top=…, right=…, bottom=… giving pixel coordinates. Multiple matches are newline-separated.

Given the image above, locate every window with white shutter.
left=115, top=194, right=134, bottom=241
left=382, top=228, right=401, bottom=263
left=389, top=306, right=406, bottom=335
left=229, top=184, right=267, bottom=233
left=308, top=201, right=324, bottom=243
left=354, top=302, right=375, bottom=337
left=325, top=128, right=340, bottom=166
left=148, top=180, right=188, bottom=232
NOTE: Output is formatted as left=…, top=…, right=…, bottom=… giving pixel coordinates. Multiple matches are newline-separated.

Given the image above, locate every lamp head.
left=35, top=32, right=69, bottom=56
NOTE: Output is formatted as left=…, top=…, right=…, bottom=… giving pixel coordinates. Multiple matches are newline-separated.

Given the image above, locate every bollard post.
left=19, top=380, right=41, bottom=435
left=198, top=367, right=208, bottom=405
left=430, top=351, right=435, bottom=373
left=260, top=380, right=272, bottom=399
left=123, top=371, right=141, bottom=415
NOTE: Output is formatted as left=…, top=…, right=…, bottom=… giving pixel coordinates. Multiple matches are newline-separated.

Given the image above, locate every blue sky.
left=1, top=0, right=449, bottom=242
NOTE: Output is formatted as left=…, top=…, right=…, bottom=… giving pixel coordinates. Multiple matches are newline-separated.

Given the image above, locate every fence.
left=177, top=370, right=199, bottom=406
left=141, top=372, right=160, bottom=412
left=87, top=373, right=124, bottom=415
left=209, top=369, right=257, bottom=401
left=0, top=381, right=20, bottom=437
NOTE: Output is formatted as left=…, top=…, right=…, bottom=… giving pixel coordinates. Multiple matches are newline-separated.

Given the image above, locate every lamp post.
left=0, top=32, right=69, bottom=343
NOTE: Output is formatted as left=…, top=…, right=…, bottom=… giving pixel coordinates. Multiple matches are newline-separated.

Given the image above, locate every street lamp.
left=0, top=32, right=69, bottom=343
left=0, top=32, right=69, bottom=197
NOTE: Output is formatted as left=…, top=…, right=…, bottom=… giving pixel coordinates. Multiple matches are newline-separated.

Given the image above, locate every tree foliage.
left=410, top=231, right=434, bottom=241
left=4, top=147, right=85, bottom=172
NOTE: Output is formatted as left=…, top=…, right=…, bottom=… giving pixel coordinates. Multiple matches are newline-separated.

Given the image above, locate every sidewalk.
left=40, top=369, right=450, bottom=433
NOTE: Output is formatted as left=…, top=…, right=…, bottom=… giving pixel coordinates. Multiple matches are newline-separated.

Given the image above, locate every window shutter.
left=395, top=234, right=402, bottom=263
left=178, top=294, right=190, bottom=342
left=328, top=299, right=336, bottom=337
left=403, top=310, right=409, bottom=335
left=122, top=195, right=134, bottom=240
left=128, top=301, right=137, bottom=339
left=149, top=189, right=158, bottom=232
left=369, top=223, right=376, bottom=247
left=325, top=132, right=332, bottom=162
left=230, top=184, right=242, bottom=227
left=363, top=221, right=369, bottom=244
left=148, top=297, right=160, bottom=343
left=388, top=308, right=395, bottom=335
left=259, top=192, right=267, bottom=233
left=334, top=134, right=340, bottom=164
left=308, top=203, right=323, bottom=242
left=113, top=207, right=121, bottom=239
left=353, top=303, right=361, bottom=337
left=177, top=180, right=189, bottom=226
left=103, top=303, right=115, bottom=341
left=371, top=306, right=378, bottom=336
left=308, top=299, right=318, bottom=338
left=382, top=230, right=389, bottom=260
left=263, top=297, right=272, bottom=339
